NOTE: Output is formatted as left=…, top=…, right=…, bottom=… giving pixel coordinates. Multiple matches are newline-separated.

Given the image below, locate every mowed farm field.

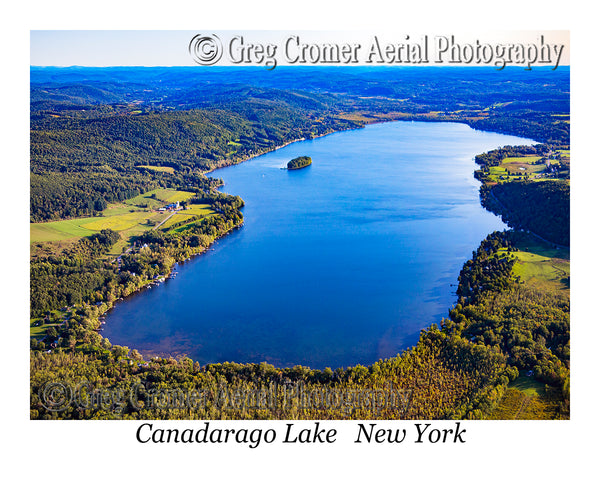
left=485, top=156, right=548, bottom=183
left=159, top=204, right=216, bottom=231
left=135, top=165, right=176, bottom=174
left=30, top=188, right=214, bottom=254
left=512, top=234, right=570, bottom=294
left=481, top=147, right=569, bottom=185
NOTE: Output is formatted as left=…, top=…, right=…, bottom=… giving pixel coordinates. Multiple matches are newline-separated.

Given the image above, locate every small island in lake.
left=287, top=156, right=312, bottom=170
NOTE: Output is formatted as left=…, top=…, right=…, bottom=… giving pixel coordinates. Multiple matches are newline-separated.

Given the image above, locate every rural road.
left=153, top=211, right=176, bottom=231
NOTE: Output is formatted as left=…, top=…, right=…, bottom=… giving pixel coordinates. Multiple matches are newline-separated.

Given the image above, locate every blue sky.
left=31, top=31, right=199, bottom=66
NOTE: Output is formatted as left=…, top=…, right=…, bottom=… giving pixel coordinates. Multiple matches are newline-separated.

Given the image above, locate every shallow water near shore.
left=102, top=121, right=535, bottom=369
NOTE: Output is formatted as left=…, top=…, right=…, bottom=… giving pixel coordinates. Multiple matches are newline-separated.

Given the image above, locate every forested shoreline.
left=30, top=67, right=570, bottom=420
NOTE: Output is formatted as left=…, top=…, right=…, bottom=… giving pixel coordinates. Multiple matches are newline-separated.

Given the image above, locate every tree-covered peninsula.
left=287, top=156, right=312, bottom=170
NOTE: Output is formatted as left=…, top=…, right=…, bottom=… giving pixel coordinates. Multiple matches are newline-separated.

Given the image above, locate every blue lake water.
left=102, top=121, right=535, bottom=369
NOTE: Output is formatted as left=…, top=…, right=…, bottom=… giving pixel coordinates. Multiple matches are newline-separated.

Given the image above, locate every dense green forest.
left=287, top=156, right=312, bottom=169
left=31, top=66, right=570, bottom=143
left=30, top=327, right=508, bottom=419
left=481, top=181, right=570, bottom=246
left=30, top=67, right=570, bottom=420
left=31, top=106, right=357, bottom=221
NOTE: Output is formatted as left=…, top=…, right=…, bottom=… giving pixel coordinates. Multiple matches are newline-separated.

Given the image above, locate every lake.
left=102, top=121, right=535, bottom=369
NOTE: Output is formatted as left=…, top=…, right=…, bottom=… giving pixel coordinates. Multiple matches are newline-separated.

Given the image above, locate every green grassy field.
left=30, top=321, right=63, bottom=340
left=485, top=165, right=525, bottom=183
left=30, top=217, right=100, bottom=243
left=482, top=153, right=568, bottom=185
left=159, top=204, right=215, bottom=230
left=30, top=209, right=160, bottom=244
left=511, top=234, right=570, bottom=293
left=486, top=377, right=563, bottom=419
left=486, top=157, right=549, bottom=182
left=30, top=308, right=69, bottom=338
left=488, top=166, right=508, bottom=175
left=503, top=162, right=546, bottom=176
left=513, top=251, right=570, bottom=292
left=83, top=211, right=156, bottom=232
left=509, top=376, right=547, bottom=396
left=136, top=165, right=175, bottom=174
left=170, top=219, right=206, bottom=234
left=30, top=189, right=203, bottom=253
left=502, top=156, right=543, bottom=164
left=30, top=308, right=76, bottom=339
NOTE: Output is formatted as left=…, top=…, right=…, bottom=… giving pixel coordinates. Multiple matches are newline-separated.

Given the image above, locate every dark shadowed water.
left=102, top=121, right=535, bottom=369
